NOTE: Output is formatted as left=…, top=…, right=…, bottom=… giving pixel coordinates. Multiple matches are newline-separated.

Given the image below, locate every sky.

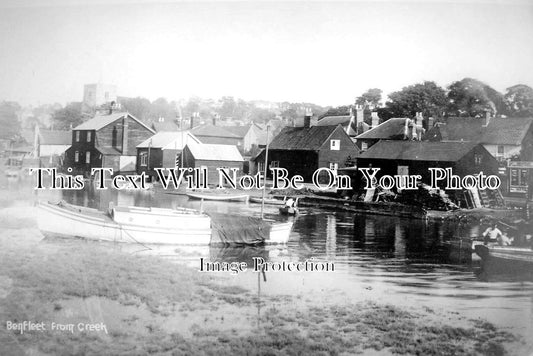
left=1, top=0, right=532, bottom=107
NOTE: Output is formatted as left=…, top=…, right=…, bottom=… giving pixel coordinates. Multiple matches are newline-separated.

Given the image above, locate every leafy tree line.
left=3, top=78, right=531, bottom=138
left=47, top=96, right=329, bottom=130
left=325, top=79, right=533, bottom=122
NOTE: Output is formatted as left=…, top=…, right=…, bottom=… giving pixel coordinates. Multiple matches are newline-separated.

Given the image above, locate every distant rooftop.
left=269, top=126, right=338, bottom=151
left=137, top=131, right=200, bottom=149
left=358, top=140, right=479, bottom=162
left=39, top=130, right=71, bottom=145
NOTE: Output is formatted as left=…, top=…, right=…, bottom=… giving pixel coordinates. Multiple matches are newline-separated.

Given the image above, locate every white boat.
left=37, top=201, right=292, bottom=245
left=37, top=201, right=212, bottom=245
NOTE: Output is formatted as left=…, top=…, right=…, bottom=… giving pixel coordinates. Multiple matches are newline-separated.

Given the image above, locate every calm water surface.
left=2, top=176, right=533, bottom=345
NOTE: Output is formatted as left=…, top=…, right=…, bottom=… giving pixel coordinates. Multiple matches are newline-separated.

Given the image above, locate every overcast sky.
left=1, top=0, right=532, bottom=107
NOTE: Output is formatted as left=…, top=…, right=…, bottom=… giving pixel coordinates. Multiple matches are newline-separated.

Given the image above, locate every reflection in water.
left=23, top=183, right=533, bottom=343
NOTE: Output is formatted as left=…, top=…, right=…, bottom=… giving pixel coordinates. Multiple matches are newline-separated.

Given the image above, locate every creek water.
left=2, top=175, right=532, bottom=349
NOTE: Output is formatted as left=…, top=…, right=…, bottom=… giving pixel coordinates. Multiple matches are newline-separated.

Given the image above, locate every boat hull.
left=474, top=244, right=533, bottom=273
left=186, top=192, right=249, bottom=202
left=38, top=202, right=292, bottom=245
left=249, top=197, right=285, bottom=206
left=37, top=202, right=212, bottom=245
left=265, top=221, right=293, bottom=244
left=279, top=206, right=298, bottom=215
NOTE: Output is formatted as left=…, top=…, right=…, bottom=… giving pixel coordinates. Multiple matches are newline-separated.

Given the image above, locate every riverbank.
left=0, top=206, right=527, bottom=355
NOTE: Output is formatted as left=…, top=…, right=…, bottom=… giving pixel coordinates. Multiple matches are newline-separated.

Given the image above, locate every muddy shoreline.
left=0, top=206, right=529, bottom=355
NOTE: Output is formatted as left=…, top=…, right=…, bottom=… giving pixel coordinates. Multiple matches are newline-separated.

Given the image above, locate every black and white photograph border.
left=1, top=0, right=533, bottom=355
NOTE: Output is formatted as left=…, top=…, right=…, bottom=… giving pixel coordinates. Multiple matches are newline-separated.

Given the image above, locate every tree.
left=218, top=96, right=237, bottom=118
left=504, top=84, right=533, bottom=117
left=0, top=101, right=21, bottom=139
left=149, top=97, right=177, bottom=123
left=383, top=81, right=447, bottom=119
left=183, top=96, right=201, bottom=119
left=51, top=102, right=83, bottom=130
left=249, top=107, right=276, bottom=124
left=356, top=88, right=382, bottom=107
left=447, top=78, right=506, bottom=117
left=120, top=97, right=152, bottom=122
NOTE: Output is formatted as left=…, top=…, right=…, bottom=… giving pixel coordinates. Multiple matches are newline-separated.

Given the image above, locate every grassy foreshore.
left=0, top=207, right=524, bottom=356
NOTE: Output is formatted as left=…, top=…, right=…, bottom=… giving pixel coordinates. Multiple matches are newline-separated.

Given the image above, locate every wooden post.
left=261, top=125, right=270, bottom=220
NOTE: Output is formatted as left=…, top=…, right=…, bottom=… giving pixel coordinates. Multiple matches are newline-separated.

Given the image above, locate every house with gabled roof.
left=251, top=123, right=358, bottom=182
left=34, top=127, right=72, bottom=167
left=136, top=131, right=200, bottom=177
left=65, top=112, right=155, bottom=175
left=223, top=123, right=268, bottom=154
left=426, top=116, right=533, bottom=161
left=191, top=124, right=243, bottom=147
left=356, top=140, right=498, bottom=188
left=425, top=116, right=533, bottom=197
left=355, top=117, right=425, bottom=152
left=183, top=141, right=244, bottom=185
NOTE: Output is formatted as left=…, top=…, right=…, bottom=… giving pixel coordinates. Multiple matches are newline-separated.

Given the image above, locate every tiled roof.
left=39, top=130, right=71, bottom=145
left=74, top=112, right=154, bottom=133
left=316, top=115, right=351, bottom=127
left=428, top=117, right=533, bottom=145
left=269, top=126, right=338, bottom=151
left=152, top=120, right=180, bottom=132
left=223, top=125, right=252, bottom=138
left=137, top=131, right=200, bottom=149
left=191, top=124, right=240, bottom=138
left=358, top=140, right=478, bottom=162
left=355, top=118, right=408, bottom=140
left=481, top=117, right=533, bottom=145
left=96, top=146, right=122, bottom=155
left=186, top=141, right=244, bottom=162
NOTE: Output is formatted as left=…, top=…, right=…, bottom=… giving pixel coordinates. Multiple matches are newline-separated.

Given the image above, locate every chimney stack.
left=355, top=104, right=364, bottom=126
left=371, top=112, right=380, bottom=128
left=483, top=111, right=491, bottom=127
left=346, top=107, right=357, bottom=136
left=122, top=116, right=129, bottom=155
left=304, top=108, right=313, bottom=128
left=190, top=112, right=199, bottom=129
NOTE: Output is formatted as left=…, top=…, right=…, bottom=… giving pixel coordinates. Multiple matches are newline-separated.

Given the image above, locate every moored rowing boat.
left=186, top=192, right=250, bottom=202
left=249, top=196, right=286, bottom=206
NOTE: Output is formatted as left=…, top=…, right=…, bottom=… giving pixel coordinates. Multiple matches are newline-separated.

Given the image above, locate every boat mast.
left=260, top=125, right=270, bottom=219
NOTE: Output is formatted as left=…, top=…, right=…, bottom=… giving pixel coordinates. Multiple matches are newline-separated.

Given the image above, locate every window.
left=330, top=139, right=340, bottom=150
left=74, top=151, right=79, bottom=162
left=270, top=161, right=279, bottom=168
left=75, top=131, right=80, bottom=142
left=258, top=162, right=265, bottom=174
left=361, top=142, right=368, bottom=151
left=510, top=168, right=529, bottom=189
left=329, top=162, right=338, bottom=171
left=140, top=152, right=148, bottom=167
left=521, top=169, right=528, bottom=185
left=174, top=153, right=181, bottom=168
left=112, top=126, right=118, bottom=147
left=85, top=151, right=91, bottom=164
left=474, top=154, right=482, bottom=165
left=87, top=131, right=92, bottom=142
left=497, top=145, right=504, bottom=155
